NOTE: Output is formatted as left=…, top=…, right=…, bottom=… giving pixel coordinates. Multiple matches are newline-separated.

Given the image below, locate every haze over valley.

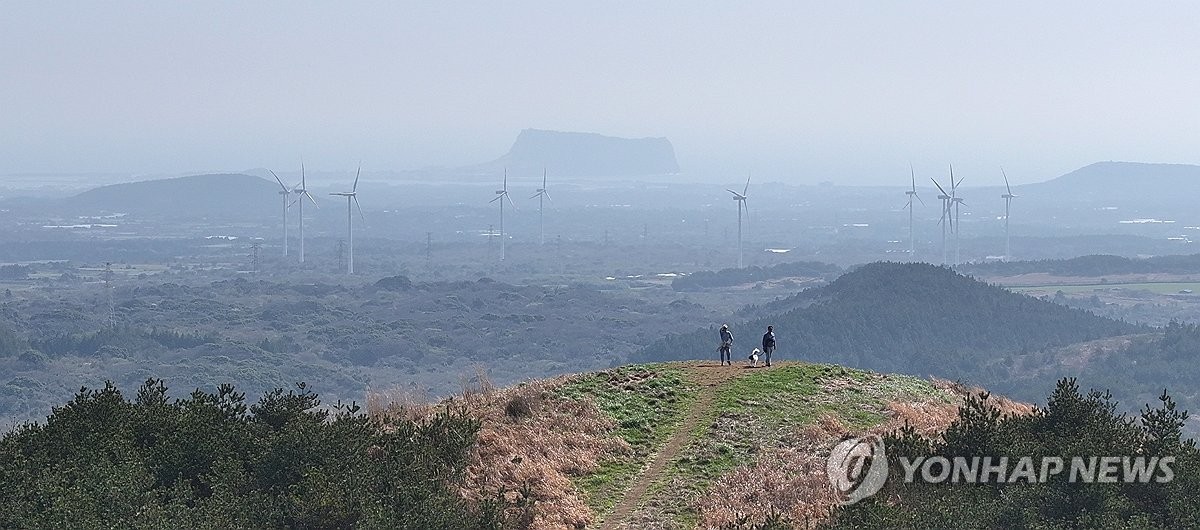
left=2, top=4, right=1199, bottom=529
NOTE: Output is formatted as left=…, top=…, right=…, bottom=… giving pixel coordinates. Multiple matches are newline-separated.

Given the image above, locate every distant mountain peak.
left=484, top=129, right=680, bottom=177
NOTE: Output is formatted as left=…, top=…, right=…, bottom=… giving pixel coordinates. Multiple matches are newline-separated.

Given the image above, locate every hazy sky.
left=2, top=2, right=1198, bottom=185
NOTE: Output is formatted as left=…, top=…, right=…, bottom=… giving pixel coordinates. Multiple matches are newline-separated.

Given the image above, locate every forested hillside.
left=636, top=262, right=1141, bottom=376
left=0, top=275, right=724, bottom=426
left=0, top=380, right=509, bottom=529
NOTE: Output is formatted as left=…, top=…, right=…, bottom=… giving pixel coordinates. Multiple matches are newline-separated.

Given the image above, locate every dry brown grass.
left=373, top=371, right=630, bottom=529
left=695, top=414, right=845, bottom=529
left=365, top=385, right=433, bottom=423
left=695, top=380, right=1037, bottom=529
left=931, top=378, right=1036, bottom=418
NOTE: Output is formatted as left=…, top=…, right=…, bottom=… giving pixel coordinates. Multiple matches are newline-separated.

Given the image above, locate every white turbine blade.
left=915, top=192, right=925, bottom=207
left=1001, top=167, right=1012, bottom=195
left=909, top=163, right=916, bottom=191
left=288, top=198, right=299, bottom=208
left=506, top=192, right=518, bottom=210
left=529, top=191, right=541, bottom=200
left=353, top=164, right=361, bottom=193
left=270, top=169, right=289, bottom=191
left=353, top=196, right=365, bottom=222
left=726, top=189, right=741, bottom=197
left=305, top=191, right=319, bottom=208
left=301, top=162, right=306, bottom=189
left=542, top=190, right=552, bottom=202
left=489, top=195, right=502, bottom=204
left=743, top=173, right=751, bottom=196
left=931, top=178, right=948, bottom=197
left=542, top=167, right=547, bottom=189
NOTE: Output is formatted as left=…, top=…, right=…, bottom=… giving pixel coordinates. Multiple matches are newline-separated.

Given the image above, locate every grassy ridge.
left=555, top=364, right=699, bottom=515
left=568, top=362, right=960, bottom=527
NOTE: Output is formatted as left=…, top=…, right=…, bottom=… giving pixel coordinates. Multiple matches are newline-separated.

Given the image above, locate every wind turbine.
left=530, top=167, right=551, bottom=246
left=269, top=170, right=295, bottom=257
left=950, top=167, right=966, bottom=267
left=904, top=164, right=925, bottom=256
left=1001, top=167, right=1018, bottom=261
left=726, top=173, right=750, bottom=268
left=293, top=164, right=318, bottom=263
left=489, top=169, right=517, bottom=260
left=932, top=176, right=952, bottom=266
left=330, top=165, right=365, bottom=274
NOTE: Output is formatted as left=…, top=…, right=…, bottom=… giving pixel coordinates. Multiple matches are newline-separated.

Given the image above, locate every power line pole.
left=250, top=241, right=261, bottom=274
left=103, top=262, right=115, bottom=329
left=487, top=224, right=496, bottom=259
left=336, top=240, right=346, bottom=272
left=556, top=235, right=563, bottom=274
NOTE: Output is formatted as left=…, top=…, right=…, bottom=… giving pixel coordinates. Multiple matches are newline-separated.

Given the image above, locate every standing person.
left=762, top=325, right=776, bottom=367
left=718, top=324, right=734, bottom=366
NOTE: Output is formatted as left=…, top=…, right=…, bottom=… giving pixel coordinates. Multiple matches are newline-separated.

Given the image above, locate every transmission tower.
left=250, top=241, right=262, bottom=274
left=103, top=262, right=115, bottom=329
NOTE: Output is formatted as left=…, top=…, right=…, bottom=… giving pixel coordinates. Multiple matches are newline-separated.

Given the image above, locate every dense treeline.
left=30, top=327, right=218, bottom=357
left=0, top=274, right=725, bottom=425
left=670, top=261, right=841, bottom=291
left=830, top=379, right=1199, bottom=528
left=989, top=321, right=1200, bottom=433
left=0, top=380, right=508, bottom=529
left=636, top=262, right=1141, bottom=377
left=962, top=253, right=1200, bottom=278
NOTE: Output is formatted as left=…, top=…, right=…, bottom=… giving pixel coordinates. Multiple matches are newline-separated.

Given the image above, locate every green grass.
left=556, top=363, right=699, bottom=515
left=659, top=363, right=954, bottom=527
left=558, top=362, right=960, bottom=526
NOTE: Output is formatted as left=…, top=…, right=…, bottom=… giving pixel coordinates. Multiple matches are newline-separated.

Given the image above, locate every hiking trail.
left=599, top=362, right=753, bottom=529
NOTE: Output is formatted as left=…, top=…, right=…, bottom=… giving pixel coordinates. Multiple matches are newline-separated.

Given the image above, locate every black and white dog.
left=748, top=348, right=762, bottom=367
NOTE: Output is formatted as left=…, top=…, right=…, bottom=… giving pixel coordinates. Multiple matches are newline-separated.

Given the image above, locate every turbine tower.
left=530, top=167, right=551, bottom=246
left=293, top=164, right=318, bottom=263
left=932, top=176, right=952, bottom=266
left=330, top=165, right=365, bottom=274
left=269, top=170, right=295, bottom=257
left=950, top=168, right=965, bottom=267
left=904, top=164, right=925, bottom=256
left=489, top=169, right=516, bottom=260
left=726, top=173, right=751, bottom=268
left=1001, top=167, right=1018, bottom=261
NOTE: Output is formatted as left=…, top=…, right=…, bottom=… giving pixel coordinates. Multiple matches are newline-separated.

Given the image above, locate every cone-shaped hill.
left=634, top=262, right=1142, bottom=376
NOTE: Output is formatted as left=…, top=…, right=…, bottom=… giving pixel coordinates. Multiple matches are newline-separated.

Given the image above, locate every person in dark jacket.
left=718, top=324, right=734, bottom=365
left=762, top=325, right=776, bottom=367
